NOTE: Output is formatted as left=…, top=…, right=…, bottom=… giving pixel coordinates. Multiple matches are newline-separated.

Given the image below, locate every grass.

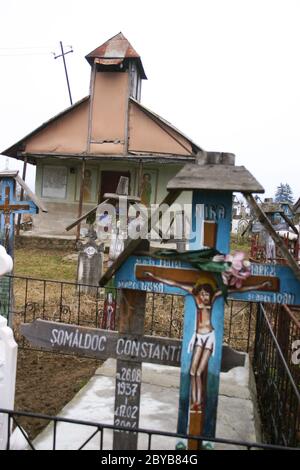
left=13, top=235, right=251, bottom=282
left=230, top=234, right=251, bottom=255
left=14, top=247, right=78, bottom=281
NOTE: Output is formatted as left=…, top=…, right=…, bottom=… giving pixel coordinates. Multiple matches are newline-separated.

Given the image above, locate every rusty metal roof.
left=85, top=32, right=147, bottom=79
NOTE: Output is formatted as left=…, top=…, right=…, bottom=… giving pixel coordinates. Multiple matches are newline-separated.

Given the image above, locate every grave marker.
left=21, top=313, right=182, bottom=449
left=77, top=226, right=104, bottom=296
left=0, top=172, right=47, bottom=323
left=20, top=152, right=300, bottom=451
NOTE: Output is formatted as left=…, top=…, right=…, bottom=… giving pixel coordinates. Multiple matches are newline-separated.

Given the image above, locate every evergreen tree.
left=275, top=183, right=294, bottom=204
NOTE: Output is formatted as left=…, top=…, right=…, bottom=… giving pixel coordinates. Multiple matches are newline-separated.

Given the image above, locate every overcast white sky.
left=0, top=0, right=299, bottom=200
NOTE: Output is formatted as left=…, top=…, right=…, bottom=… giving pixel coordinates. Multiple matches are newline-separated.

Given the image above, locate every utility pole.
left=53, top=41, right=73, bottom=106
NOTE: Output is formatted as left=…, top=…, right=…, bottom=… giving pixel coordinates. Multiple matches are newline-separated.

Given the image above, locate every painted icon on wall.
left=139, top=170, right=157, bottom=207
left=76, top=167, right=98, bottom=203
left=42, top=166, right=67, bottom=199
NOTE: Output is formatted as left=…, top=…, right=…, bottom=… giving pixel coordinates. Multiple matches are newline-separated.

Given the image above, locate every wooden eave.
left=17, top=152, right=197, bottom=166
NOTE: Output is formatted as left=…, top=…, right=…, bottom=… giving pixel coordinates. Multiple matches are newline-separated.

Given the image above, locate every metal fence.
left=253, top=303, right=300, bottom=448
left=0, top=408, right=296, bottom=451
left=4, top=274, right=184, bottom=349
left=224, top=300, right=258, bottom=353
left=2, top=274, right=300, bottom=448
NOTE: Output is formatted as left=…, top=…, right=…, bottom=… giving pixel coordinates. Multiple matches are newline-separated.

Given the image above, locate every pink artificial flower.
left=215, top=251, right=251, bottom=289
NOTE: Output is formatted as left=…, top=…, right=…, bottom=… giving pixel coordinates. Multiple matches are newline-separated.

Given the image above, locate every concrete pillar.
left=0, top=315, right=18, bottom=450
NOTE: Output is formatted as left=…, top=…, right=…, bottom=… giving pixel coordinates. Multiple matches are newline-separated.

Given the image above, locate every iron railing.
left=2, top=273, right=300, bottom=448
left=3, top=274, right=184, bottom=350
left=225, top=300, right=258, bottom=353
left=253, top=303, right=300, bottom=447
left=0, top=408, right=297, bottom=451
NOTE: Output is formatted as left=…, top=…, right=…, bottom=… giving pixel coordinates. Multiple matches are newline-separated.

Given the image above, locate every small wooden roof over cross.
left=0, top=171, right=47, bottom=213
left=167, top=152, right=264, bottom=193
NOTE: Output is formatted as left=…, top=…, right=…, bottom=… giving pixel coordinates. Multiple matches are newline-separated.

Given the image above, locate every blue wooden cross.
left=0, top=172, right=47, bottom=322
left=112, top=152, right=300, bottom=450
left=100, top=152, right=300, bottom=450
left=0, top=175, right=39, bottom=256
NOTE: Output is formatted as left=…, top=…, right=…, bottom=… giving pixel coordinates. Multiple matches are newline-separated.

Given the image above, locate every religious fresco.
left=139, top=170, right=158, bottom=207
left=76, top=167, right=98, bottom=203
left=42, top=166, right=67, bottom=199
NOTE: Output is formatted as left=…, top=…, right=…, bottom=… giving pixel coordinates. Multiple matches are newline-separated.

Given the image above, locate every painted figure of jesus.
left=144, top=271, right=270, bottom=412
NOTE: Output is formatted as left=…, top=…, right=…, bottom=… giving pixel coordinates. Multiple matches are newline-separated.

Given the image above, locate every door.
left=99, top=171, right=131, bottom=202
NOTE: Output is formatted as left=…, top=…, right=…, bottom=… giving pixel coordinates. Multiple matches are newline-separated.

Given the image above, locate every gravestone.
left=77, top=226, right=104, bottom=296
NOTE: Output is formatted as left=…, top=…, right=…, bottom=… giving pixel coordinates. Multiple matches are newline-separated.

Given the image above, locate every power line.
left=0, top=52, right=51, bottom=56
left=0, top=45, right=53, bottom=50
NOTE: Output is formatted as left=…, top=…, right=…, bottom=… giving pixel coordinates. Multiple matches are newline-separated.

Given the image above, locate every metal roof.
left=85, top=32, right=147, bottom=79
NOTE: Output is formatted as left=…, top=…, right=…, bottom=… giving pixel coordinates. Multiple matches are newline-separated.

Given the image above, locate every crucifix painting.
left=137, top=251, right=274, bottom=449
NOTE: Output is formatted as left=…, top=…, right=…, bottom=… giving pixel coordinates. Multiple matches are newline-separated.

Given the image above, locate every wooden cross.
left=134, top=261, right=279, bottom=449
left=20, top=291, right=182, bottom=450
left=0, top=174, right=43, bottom=256
left=0, top=185, right=29, bottom=254
left=20, top=245, right=299, bottom=451
left=0, top=172, right=47, bottom=324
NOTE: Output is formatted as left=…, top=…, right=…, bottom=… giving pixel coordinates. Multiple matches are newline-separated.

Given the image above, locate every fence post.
left=0, top=315, right=18, bottom=450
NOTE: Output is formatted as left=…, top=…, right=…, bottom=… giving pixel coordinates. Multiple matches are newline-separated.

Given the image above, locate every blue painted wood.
left=230, top=263, right=300, bottom=305
left=179, top=191, right=232, bottom=438
left=116, top=257, right=300, bottom=305
left=114, top=190, right=300, bottom=441
left=0, top=177, right=38, bottom=256
left=116, top=255, right=190, bottom=295
left=0, top=176, right=39, bottom=321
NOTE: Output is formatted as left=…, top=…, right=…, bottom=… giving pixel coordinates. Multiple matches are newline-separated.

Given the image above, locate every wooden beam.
left=281, top=212, right=299, bottom=235
left=76, top=158, right=86, bottom=241
left=244, top=193, right=300, bottom=283
left=16, top=157, right=27, bottom=236
left=65, top=199, right=110, bottom=231
left=113, top=289, right=146, bottom=450
left=137, top=159, right=143, bottom=197
left=99, top=189, right=182, bottom=286
left=15, top=174, right=47, bottom=213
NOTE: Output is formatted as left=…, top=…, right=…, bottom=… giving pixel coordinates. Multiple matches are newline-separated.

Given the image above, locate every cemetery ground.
left=11, top=238, right=252, bottom=440
left=14, top=245, right=100, bottom=439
